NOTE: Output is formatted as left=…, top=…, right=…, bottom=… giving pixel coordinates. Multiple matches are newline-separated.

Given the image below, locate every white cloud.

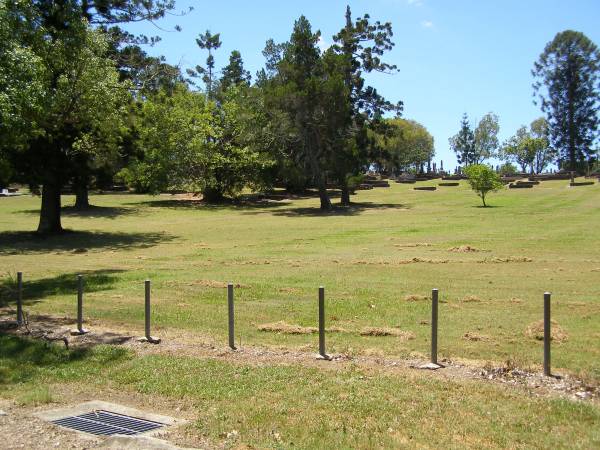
left=421, top=20, right=434, bottom=29
left=317, top=36, right=331, bottom=53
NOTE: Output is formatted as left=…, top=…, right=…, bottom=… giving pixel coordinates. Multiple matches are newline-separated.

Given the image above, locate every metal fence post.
left=544, top=292, right=551, bottom=376
left=317, top=286, right=329, bottom=359
left=228, top=283, right=236, bottom=350
left=71, top=274, right=89, bottom=335
left=141, top=280, right=160, bottom=344
left=431, top=288, right=439, bottom=365
left=16, top=271, right=23, bottom=326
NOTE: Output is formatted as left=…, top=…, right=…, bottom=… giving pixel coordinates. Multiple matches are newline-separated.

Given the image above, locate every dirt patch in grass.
left=392, top=242, right=432, bottom=248
left=483, top=256, right=533, bottom=263
left=401, top=257, right=448, bottom=264
left=190, top=280, right=249, bottom=289
left=448, top=245, right=486, bottom=253
left=278, top=287, right=301, bottom=294
left=525, top=320, right=569, bottom=342
left=359, top=327, right=415, bottom=340
left=462, top=295, right=482, bottom=303
left=463, top=332, right=489, bottom=342
left=258, top=321, right=317, bottom=334
left=350, top=257, right=449, bottom=266
left=258, top=321, right=346, bottom=334
left=404, top=294, right=428, bottom=302
left=509, top=298, right=523, bottom=304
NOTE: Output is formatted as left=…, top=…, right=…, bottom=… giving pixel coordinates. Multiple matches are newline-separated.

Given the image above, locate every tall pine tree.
left=533, top=30, right=599, bottom=172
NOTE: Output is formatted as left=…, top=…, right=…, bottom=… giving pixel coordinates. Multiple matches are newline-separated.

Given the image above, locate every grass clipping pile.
left=359, top=327, right=415, bottom=340
left=525, top=319, right=569, bottom=343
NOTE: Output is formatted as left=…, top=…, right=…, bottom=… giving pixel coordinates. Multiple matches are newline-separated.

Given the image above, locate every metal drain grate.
left=51, top=410, right=166, bottom=436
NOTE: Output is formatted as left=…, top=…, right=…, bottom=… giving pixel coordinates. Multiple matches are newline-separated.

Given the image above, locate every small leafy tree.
left=464, top=164, right=503, bottom=207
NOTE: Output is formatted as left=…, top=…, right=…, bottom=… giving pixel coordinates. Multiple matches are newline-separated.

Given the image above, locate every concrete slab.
left=98, top=435, right=197, bottom=450
left=417, top=362, right=444, bottom=370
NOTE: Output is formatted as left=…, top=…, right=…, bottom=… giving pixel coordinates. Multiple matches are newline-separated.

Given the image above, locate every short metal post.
left=544, top=292, right=551, bottom=376
left=228, top=283, right=235, bottom=350
left=145, top=280, right=151, bottom=340
left=141, top=280, right=160, bottom=344
left=77, top=275, right=84, bottom=330
left=431, top=288, right=438, bottom=365
left=71, top=274, right=89, bottom=335
left=318, top=286, right=327, bottom=359
left=16, top=271, right=23, bottom=326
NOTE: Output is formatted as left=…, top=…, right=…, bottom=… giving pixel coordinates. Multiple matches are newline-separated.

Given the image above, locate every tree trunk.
left=340, top=182, right=351, bottom=206
left=37, top=183, right=63, bottom=234
left=202, top=186, right=224, bottom=203
left=318, top=183, right=332, bottom=211
left=74, top=176, right=90, bottom=210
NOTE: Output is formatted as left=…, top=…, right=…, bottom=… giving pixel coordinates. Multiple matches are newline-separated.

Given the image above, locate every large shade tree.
left=262, top=16, right=348, bottom=210
left=330, top=6, right=403, bottom=205
left=0, top=0, right=128, bottom=233
left=533, top=30, right=599, bottom=172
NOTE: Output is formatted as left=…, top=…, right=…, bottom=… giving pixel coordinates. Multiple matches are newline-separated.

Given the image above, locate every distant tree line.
left=449, top=30, right=598, bottom=174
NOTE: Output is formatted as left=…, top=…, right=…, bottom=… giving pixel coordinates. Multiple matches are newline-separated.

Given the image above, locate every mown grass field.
left=1, top=335, right=600, bottom=449
left=1, top=179, right=599, bottom=377
left=1, top=179, right=600, bottom=448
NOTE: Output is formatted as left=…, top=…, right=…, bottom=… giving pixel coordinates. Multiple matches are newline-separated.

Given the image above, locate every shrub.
left=464, top=164, right=503, bottom=207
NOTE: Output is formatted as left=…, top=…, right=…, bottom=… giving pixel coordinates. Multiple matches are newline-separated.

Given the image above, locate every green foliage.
left=449, top=113, right=476, bottom=166
left=260, top=7, right=402, bottom=208
left=533, top=30, right=600, bottom=172
left=126, top=84, right=273, bottom=199
left=376, top=118, right=435, bottom=173
left=220, top=50, right=251, bottom=91
left=0, top=1, right=130, bottom=232
left=474, top=112, right=500, bottom=162
left=499, top=162, right=518, bottom=176
left=189, top=30, right=222, bottom=98
left=464, top=164, right=503, bottom=207
left=501, top=118, right=555, bottom=173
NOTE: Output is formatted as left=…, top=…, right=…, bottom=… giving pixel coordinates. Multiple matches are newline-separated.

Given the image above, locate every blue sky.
left=123, top=0, right=600, bottom=168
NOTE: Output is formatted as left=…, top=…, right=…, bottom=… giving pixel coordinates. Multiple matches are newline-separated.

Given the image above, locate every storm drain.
left=51, top=410, right=166, bottom=436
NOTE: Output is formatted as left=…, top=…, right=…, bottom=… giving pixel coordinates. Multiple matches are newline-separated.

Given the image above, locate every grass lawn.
left=1, top=179, right=599, bottom=378
left=1, top=179, right=599, bottom=448
left=1, top=335, right=599, bottom=449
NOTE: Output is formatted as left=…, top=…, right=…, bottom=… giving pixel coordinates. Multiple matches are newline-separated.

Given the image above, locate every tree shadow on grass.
left=128, top=197, right=291, bottom=212
left=17, top=205, right=138, bottom=220
left=0, top=334, right=129, bottom=385
left=0, top=269, right=125, bottom=307
left=267, top=202, right=411, bottom=217
left=0, top=230, right=175, bottom=255
left=125, top=189, right=347, bottom=212
left=472, top=205, right=503, bottom=208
